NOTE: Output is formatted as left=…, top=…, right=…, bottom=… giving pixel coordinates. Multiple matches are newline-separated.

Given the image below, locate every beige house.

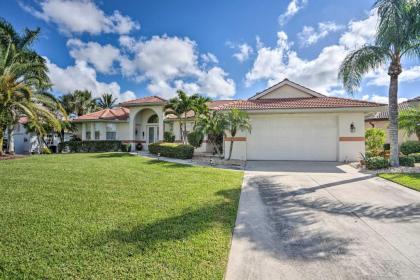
left=365, top=97, right=420, bottom=144
left=74, top=79, right=384, bottom=162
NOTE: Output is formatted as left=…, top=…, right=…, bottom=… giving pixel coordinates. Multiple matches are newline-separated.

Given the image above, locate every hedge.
left=365, top=156, right=389, bottom=170
left=399, top=155, right=415, bottom=167
left=59, top=140, right=128, bottom=153
left=400, top=141, right=420, bottom=155
left=148, top=142, right=194, bottom=159
left=411, top=152, right=420, bottom=163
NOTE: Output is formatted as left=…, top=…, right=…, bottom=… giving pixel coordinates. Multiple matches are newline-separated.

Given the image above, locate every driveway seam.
left=308, top=174, right=420, bottom=270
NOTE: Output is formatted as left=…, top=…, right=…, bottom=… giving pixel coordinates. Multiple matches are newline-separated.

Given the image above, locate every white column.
left=158, top=108, right=164, bottom=141
left=128, top=108, right=136, bottom=151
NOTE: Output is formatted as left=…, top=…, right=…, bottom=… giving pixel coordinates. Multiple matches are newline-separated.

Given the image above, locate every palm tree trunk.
left=7, top=125, right=15, bottom=155
left=388, top=73, right=400, bottom=167
left=179, top=121, right=183, bottom=143
left=0, top=130, right=4, bottom=156
left=228, top=140, right=234, bottom=160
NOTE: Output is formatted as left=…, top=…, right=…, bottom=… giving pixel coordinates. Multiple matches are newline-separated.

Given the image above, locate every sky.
left=1, top=0, right=419, bottom=103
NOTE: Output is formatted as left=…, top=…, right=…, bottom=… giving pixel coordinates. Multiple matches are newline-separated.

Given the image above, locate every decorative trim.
left=339, top=137, right=365, bottom=142
left=224, top=137, right=247, bottom=142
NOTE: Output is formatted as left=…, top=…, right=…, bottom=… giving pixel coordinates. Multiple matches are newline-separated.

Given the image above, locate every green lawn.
left=0, top=153, right=243, bottom=279
left=378, top=173, right=420, bottom=191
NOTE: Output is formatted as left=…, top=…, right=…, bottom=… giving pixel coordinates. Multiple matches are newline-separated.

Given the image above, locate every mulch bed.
left=0, top=154, right=27, bottom=161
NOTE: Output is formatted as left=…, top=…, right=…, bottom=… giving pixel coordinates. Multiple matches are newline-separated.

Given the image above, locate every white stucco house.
left=73, top=79, right=385, bottom=162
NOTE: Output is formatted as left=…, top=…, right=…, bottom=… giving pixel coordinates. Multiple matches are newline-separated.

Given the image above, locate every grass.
left=378, top=173, right=420, bottom=191
left=0, top=153, right=243, bottom=279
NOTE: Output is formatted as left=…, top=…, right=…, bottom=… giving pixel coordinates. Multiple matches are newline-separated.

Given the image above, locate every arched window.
left=148, top=114, right=158, bottom=123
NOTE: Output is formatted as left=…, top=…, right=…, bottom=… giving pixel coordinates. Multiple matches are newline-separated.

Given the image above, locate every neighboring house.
left=4, top=117, right=72, bottom=154
left=365, top=97, right=420, bottom=144
left=73, top=79, right=384, bottom=162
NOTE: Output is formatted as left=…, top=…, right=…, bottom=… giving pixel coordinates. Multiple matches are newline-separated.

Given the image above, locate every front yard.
left=0, top=153, right=243, bottom=279
left=379, top=173, right=420, bottom=191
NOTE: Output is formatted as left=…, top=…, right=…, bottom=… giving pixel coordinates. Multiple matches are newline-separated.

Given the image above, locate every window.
left=106, top=123, right=117, bottom=140
left=86, top=131, right=91, bottom=140
left=148, top=114, right=158, bottom=123
left=95, top=131, right=100, bottom=140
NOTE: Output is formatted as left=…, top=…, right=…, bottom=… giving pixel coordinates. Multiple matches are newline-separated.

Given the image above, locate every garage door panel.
left=246, top=115, right=338, bottom=161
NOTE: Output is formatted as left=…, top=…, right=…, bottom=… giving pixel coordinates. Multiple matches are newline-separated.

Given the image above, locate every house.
left=4, top=117, right=72, bottom=154
left=73, top=79, right=384, bottom=161
left=365, top=97, right=420, bottom=144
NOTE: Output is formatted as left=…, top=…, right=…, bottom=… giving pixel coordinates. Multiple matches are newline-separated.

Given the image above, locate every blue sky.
left=2, top=0, right=419, bottom=103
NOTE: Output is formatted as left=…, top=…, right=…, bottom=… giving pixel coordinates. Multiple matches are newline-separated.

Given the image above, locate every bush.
left=121, top=143, right=131, bottom=152
left=164, top=131, right=176, bottom=143
left=383, top=143, right=390, bottom=151
left=41, top=147, right=52, bottom=154
left=59, top=140, right=127, bottom=153
left=365, top=156, right=389, bottom=170
left=365, top=128, right=386, bottom=155
left=399, top=155, right=415, bottom=167
left=400, top=141, right=420, bottom=155
left=187, top=131, right=203, bottom=148
left=410, top=152, right=420, bottom=163
left=149, top=142, right=194, bottom=159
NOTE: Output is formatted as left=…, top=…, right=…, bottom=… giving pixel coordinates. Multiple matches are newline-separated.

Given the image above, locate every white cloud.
left=366, top=66, right=420, bottom=87
left=246, top=10, right=381, bottom=94
left=232, top=43, right=253, bottom=63
left=278, top=0, right=308, bottom=26
left=201, top=52, right=219, bottom=64
left=46, top=59, right=135, bottom=102
left=298, top=21, right=344, bottom=47
left=365, top=94, right=407, bottom=104
left=67, top=39, right=120, bottom=74
left=119, top=35, right=235, bottom=99
left=21, top=0, right=139, bottom=35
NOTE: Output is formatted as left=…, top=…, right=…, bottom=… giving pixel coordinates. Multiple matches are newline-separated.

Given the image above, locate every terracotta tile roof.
left=365, top=97, right=420, bottom=121
left=165, top=100, right=237, bottom=119
left=212, top=97, right=384, bottom=111
left=74, top=107, right=129, bottom=121
left=120, top=96, right=167, bottom=106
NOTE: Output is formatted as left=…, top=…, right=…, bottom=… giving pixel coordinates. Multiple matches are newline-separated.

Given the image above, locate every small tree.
left=365, top=128, right=386, bottom=156
left=225, top=109, right=252, bottom=160
left=97, top=93, right=117, bottom=109
left=399, top=107, right=420, bottom=141
left=196, top=111, right=227, bottom=157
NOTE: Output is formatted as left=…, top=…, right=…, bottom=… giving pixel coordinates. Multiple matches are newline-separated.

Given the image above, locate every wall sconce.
left=350, top=122, right=356, bottom=133
left=142, top=131, right=145, bottom=138
left=135, top=129, right=138, bottom=136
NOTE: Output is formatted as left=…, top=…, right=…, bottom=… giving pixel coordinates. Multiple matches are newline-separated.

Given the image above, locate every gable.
left=258, top=84, right=314, bottom=99
left=249, top=79, right=325, bottom=100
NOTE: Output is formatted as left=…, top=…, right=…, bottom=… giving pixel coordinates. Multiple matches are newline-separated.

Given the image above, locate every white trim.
left=249, top=79, right=325, bottom=100
left=217, top=106, right=385, bottom=114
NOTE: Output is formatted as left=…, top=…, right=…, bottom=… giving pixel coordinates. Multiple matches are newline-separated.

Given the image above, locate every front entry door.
left=146, top=125, right=159, bottom=149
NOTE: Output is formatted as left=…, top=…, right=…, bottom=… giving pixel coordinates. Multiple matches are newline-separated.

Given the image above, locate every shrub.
left=365, top=156, right=389, bottom=170
left=121, top=143, right=131, bottom=152
left=410, top=152, right=420, bottom=163
left=136, top=142, right=143, bottom=151
left=399, top=155, right=415, bottom=167
left=187, top=131, right=203, bottom=148
left=383, top=143, right=390, bottom=151
left=41, top=147, right=52, bottom=154
left=164, top=131, right=176, bottom=143
left=365, top=128, right=386, bottom=155
left=400, top=141, right=420, bottom=155
left=148, top=142, right=194, bottom=159
left=59, top=140, right=126, bottom=153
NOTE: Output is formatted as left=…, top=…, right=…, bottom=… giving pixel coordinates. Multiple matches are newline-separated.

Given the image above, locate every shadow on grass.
left=92, top=153, right=134, bottom=158
left=143, top=159, right=194, bottom=169
left=88, top=189, right=240, bottom=253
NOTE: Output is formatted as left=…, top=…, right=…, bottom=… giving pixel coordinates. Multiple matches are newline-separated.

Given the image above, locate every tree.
left=97, top=93, right=117, bottom=109
left=196, top=111, right=228, bottom=157
left=365, top=128, right=386, bottom=156
left=164, top=96, right=185, bottom=143
left=0, top=18, right=60, bottom=155
left=338, top=0, right=420, bottom=166
left=191, top=95, right=211, bottom=128
left=399, top=107, right=420, bottom=141
left=225, top=109, right=252, bottom=160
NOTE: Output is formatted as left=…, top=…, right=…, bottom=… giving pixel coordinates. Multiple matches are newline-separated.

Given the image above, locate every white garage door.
left=246, top=114, right=338, bottom=161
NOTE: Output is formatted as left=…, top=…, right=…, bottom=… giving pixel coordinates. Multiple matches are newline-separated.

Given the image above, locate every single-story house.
left=73, top=79, right=385, bottom=161
left=365, top=97, right=420, bottom=144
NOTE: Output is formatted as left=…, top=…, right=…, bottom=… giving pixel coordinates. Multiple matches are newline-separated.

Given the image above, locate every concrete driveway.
left=225, top=161, right=420, bottom=280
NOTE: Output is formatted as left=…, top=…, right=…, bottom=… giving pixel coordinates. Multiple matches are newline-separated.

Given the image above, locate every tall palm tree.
left=0, top=18, right=60, bottom=155
left=164, top=97, right=184, bottom=142
left=339, top=0, right=420, bottom=166
left=191, top=95, right=211, bottom=128
left=59, top=90, right=98, bottom=117
left=97, top=93, right=117, bottom=109
left=225, top=109, right=252, bottom=160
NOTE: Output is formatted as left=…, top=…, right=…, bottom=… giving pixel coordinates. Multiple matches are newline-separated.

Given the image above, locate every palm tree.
left=196, top=111, right=228, bottom=157
left=399, top=106, right=420, bottom=141
left=191, top=95, right=211, bottom=128
left=0, top=18, right=60, bottom=154
left=338, top=0, right=420, bottom=166
left=225, top=109, right=252, bottom=160
left=97, top=93, right=117, bottom=109
left=59, top=90, right=98, bottom=117
left=164, top=96, right=184, bottom=142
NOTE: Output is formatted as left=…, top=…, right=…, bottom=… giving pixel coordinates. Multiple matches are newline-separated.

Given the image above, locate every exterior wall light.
left=350, top=122, right=356, bottom=133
